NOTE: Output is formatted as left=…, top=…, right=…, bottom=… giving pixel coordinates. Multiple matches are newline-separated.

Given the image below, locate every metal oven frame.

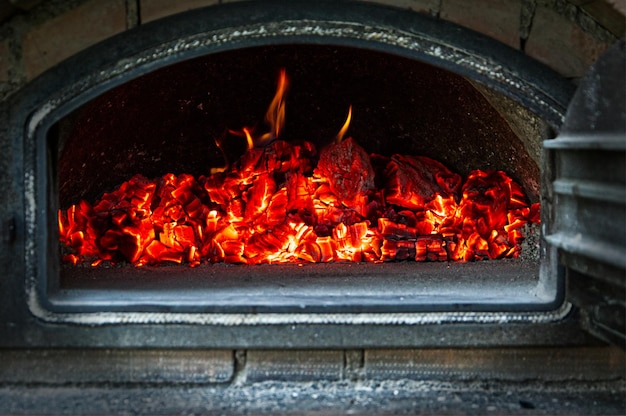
left=1, top=0, right=598, bottom=349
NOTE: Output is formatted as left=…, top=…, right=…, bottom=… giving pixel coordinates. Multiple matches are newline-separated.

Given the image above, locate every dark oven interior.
left=47, top=43, right=560, bottom=314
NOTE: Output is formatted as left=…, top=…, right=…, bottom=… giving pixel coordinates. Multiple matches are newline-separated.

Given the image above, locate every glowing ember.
left=58, top=71, right=540, bottom=267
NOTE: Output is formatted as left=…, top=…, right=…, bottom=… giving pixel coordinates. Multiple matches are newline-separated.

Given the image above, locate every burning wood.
left=58, top=70, right=539, bottom=267
left=58, top=137, right=539, bottom=267
left=384, top=154, right=461, bottom=210
left=315, top=137, right=375, bottom=216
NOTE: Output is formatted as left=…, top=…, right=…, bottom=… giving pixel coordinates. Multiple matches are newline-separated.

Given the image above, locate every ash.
left=519, top=222, right=540, bottom=261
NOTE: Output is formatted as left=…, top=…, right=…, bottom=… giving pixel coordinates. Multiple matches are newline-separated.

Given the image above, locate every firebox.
left=2, top=0, right=623, bottom=349
left=53, top=42, right=551, bottom=314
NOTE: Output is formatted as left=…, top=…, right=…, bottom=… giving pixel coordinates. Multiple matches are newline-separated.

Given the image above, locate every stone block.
left=581, top=0, right=626, bottom=37
left=359, top=0, right=440, bottom=15
left=364, top=347, right=626, bottom=381
left=140, top=0, right=219, bottom=23
left=0, top=39, right=10, bottom=83
left=525, top=5, right=610, bottom=78
left=245, top=350, right=343, bottom=382
left=11, top=0, right=43, bottom=10
left=22, top=0, right=127, bottom=81
left=440, top=0, right=521, bottom=49
left=607, top=0, right=626, bottom=16
left=0, top=349, right=234, bottom=384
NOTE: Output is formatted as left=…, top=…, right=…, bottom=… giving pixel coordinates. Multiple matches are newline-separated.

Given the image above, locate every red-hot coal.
left=58, top=70, right=539, bottom=267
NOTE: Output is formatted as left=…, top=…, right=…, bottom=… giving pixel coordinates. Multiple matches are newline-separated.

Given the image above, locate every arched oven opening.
left=19, top=1, right=577, bottom=323
left=50, top=43, right=556, bottom=314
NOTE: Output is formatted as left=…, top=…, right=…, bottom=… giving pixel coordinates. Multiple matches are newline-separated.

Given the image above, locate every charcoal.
left=315, top=137, right=375, bottom=202
left=384, top=154, right=461, bottom=210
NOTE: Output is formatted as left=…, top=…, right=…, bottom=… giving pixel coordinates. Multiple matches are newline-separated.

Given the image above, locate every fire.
left=336, top=105, right=352, bottom=143
left=58, top=70, right=540, bottom=267
left=264, top=68, right=288, bottom=141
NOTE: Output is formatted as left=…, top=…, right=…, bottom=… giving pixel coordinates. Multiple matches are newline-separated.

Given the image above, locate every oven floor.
left=53, top=258, right=552, bottom=313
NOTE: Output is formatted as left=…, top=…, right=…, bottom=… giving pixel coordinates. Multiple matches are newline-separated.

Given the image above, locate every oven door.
left=546, top=39, right=626, bottom=348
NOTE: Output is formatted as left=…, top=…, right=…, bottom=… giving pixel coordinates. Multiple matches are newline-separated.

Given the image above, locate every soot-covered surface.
left=57, top=44, right=539, bottom=208
left=56, top=259, right=543, bottom=313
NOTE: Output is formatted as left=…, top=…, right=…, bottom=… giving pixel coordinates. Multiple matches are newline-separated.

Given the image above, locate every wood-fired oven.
left=0, top=1, right=623, bottom=414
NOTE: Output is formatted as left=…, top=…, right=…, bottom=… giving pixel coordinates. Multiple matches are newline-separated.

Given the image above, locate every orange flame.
left=234, top=69, right=289, bottom=151
left=259, top=69, right=289, bottom=146
left=336, top=105, right=352, bottom=143
left=243, top=127, right=254, bottom=150
left=209, top=135, right=229, bottom=175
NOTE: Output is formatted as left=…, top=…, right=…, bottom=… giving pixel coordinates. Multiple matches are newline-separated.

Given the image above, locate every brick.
left=245, top=350, right=343, bottom=382
left=525, top=5, right=611, bottom=78
left=0, top=40, right=10, bottom=83
left=607, top=0, right=626, bottom=16
left=11, top=0, right=43, bottom=9
left=440, top=0, right=521, bottom=49
left=140, top=0, right=219, bottom=23
left=359, top=0, right=440, bottom=15
left=581, top=1, right=626, bottom=37
left=364, top=347, right=626, bottom=381
left=22, top=0, right=127, bottom=81
left=0, top=349, right=234, bottom=384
